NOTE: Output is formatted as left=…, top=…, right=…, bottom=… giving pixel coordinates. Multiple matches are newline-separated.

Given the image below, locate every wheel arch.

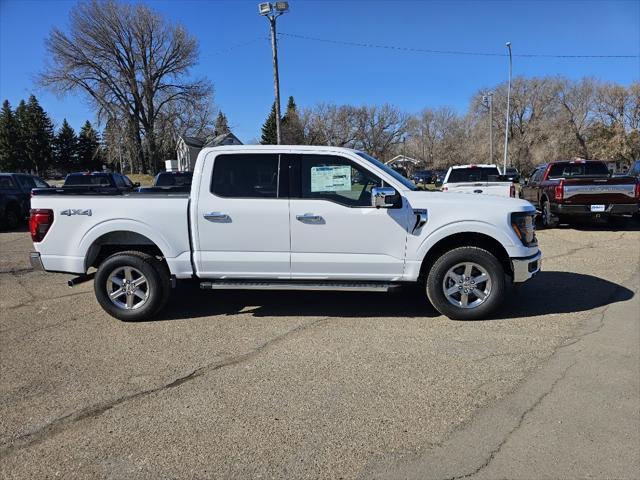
left=419, top=232, right=513, bottom=280
left=84, top=230, right=167, bottom=271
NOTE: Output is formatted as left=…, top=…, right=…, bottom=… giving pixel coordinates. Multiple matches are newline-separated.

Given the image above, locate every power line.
left=278, top=32, right=639, bottom=59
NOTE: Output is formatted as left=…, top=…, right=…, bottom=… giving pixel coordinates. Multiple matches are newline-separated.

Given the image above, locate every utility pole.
left=503, top=41, right=512, bottom=173
left=259, top=2, right=289, bottom=145
left=483, top=92, right=494, bottom=164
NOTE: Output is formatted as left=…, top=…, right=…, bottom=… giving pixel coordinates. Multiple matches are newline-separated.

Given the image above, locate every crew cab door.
left=522, top=168, right=543, bottom=205
left=193, top=152, right=291, bottom=278
left=288, top=153, right=411, bottom=280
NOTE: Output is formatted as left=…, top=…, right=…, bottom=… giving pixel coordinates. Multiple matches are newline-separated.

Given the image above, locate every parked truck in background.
left=0, top=173, right=50, bottom=229
left=520, top=160, right=639, bottom=228
left=442, top=165, right=516, bottom=198
left=29, top=146, right=541, bottom=322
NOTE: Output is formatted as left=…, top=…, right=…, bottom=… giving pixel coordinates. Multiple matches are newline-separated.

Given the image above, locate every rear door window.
left=15, top=175, right=36, bottom=191
left=113, top=174, right=126, bottom=189
left=0, top=176, right=16, bottom=189
left=211, top=154, right=279, bottom=198
left=547, top=162, right=609, bottom=178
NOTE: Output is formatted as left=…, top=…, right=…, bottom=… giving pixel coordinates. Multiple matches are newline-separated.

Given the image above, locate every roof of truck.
left=449, top=164, right=499, bottom=169
left=201, top=145, right=361, bottom=154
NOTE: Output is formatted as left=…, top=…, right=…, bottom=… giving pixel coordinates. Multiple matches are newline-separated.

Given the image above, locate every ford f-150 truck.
left=520, top=160, right=639, bottom=227
left=442, top=165, right=516, bottom=198
left=29, top=146, right=541, bottom=321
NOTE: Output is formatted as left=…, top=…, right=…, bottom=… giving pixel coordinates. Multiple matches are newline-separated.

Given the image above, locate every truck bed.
left=30, top=193, right=192, bottom=277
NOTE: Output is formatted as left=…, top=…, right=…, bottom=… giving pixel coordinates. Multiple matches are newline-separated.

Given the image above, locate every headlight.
left=511, top=212, right=537, bottom=247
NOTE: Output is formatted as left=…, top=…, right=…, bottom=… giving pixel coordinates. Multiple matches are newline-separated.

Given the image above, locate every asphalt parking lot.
left=1, top=222, right=639, bottom=479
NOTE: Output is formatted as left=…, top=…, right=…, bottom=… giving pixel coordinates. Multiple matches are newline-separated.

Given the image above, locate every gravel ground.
left=0, top=221, right=638, bottom=479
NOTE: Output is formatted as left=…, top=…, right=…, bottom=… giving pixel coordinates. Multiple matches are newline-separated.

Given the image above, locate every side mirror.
left=435, top=180, right=443, bottom=188
left=523, top=178, right=529, bottom=186
left=371, top=186, right=397, bottom=208
left=134, top=182, right=141, bottom=187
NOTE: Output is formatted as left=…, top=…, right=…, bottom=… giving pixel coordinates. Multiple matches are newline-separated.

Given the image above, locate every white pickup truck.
left=29, top=146, right=541, bottom=321
left=442, top=164, right=516, bottom=198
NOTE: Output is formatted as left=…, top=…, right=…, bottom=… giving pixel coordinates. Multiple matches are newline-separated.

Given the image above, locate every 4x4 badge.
left=60, top=209, right=92, bottom=217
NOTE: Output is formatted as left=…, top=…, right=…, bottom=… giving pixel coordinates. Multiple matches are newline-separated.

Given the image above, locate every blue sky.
left=1, top=0, right=638, bottom=142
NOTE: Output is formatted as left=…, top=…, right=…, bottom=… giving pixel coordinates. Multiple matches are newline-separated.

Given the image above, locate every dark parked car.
left=138, top=171, right=193, bottom=193
left=33, top=172, right=139, bottom=197
left=412, top=170, right=434, bottom=184
left=501, top=167, right=520, bottom=183
left=63, top=172, right=138, bottom=191
left=520, top=160, right=639, bottom=227
left=0, top=173, right=50, bottom=228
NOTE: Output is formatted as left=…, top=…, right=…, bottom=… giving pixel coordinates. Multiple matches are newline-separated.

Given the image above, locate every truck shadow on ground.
left=155, top=271, right=633, bottom=322
left=556, top=217, right=640, bottom=232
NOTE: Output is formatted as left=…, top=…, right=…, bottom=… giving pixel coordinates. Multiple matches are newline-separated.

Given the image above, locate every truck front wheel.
left=426, top=247, right=505, bottom=320
left=94, top=251, right=171, bottom=322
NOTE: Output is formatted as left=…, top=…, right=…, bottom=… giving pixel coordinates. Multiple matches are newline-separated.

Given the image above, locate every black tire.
left=426, top=246, right=506, bottom=320
left=539, top=200, right=557, bottom=229
left=94, top=251, right=171, bottom=321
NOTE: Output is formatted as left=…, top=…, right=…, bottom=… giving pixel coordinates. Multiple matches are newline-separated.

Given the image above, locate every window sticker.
left=310, top=165, right=351, bottom=192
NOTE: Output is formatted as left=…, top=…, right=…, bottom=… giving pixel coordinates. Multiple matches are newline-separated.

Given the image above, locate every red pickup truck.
left=520, top=160, right=639, bottom=227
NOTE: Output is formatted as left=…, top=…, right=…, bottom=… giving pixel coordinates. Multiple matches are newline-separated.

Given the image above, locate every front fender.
left=414, top=220, right=522, bottom=261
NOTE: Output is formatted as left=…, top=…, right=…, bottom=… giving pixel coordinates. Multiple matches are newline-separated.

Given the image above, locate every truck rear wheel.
left=426, top=246, right=505, bottom=320
left=94, top=251, right=170, bottom=322
left=539, top=200, right=557, bottom=229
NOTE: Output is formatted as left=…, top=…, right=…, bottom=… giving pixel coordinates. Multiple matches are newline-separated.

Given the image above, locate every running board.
left=199, top=280, right=402, bottom=292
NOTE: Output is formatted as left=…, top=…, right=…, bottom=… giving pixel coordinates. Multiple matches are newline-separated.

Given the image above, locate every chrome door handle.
left=203, top=212, right=230, bottom=222
left=296, top=213, right=324, bottom=224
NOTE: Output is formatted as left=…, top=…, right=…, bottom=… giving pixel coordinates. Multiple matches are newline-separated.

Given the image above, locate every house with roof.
left=176, top=132, right=242, bottom=171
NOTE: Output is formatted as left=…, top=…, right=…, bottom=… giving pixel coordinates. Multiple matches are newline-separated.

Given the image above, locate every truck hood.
left=404, top=190, right=535, bottom=213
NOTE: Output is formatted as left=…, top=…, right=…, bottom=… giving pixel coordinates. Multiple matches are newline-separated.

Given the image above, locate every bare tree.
left=40, top=0, right=213, bottom=173
left=354, top=104, right=409, bottom=161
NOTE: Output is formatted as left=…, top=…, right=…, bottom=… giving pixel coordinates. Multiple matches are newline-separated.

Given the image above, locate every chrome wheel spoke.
left=472, top=288, right=486, bottom=300
left=133, top=288, right=147, bottom=301
left=446, top=272, right=462, bottom=284
left=463, top=264, right=473, bottom=278
left=109, top=289, right=124, bottom=300
left=111, top=277, right=124, bottom=287
left=473, top=273, right=489, bottom=285
left=445, top=285, right=460, bottom=296
left=126, top=292, right=134, bottom=309
left=460, top=292, right=469, bottom=307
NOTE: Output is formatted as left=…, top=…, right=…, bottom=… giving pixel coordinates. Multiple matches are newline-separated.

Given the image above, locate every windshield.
left=447, top=167, right=500, bottom=183
left=356, top=152, right=417, bottom=190
left=547, top=162, right=609, bottom=179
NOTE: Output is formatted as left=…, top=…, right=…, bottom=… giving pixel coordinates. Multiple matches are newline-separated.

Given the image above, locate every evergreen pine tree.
left=21, top=95, right=54, bottom=174
left=54, top=119, right=78, bottom=172
left=0, top=100, right=19, bottom=171
left=77, top=120, right=101, bottom=170
left=282, top=96, right=304, bottom=144
left=14, top=100, right=30, bottom=171
left=214, top=111, right=230, bottom=136
left=260, top=102, right=278, bottom=145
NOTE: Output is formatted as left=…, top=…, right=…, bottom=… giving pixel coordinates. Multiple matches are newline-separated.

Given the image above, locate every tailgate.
left=562, top=178, right=636, bottom=204
left=444, top=182, right=513, bottom=197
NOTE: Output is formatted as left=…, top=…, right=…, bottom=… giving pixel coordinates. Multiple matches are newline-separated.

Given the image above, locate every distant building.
left=176, top=132, right=242, bottom=171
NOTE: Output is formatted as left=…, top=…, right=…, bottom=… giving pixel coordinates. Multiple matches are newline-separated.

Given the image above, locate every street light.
left=482, top=92, right=494, bottom=164
left=258, top=2, right=289, bottom=144
left=503, top=41, right=512, bottom=174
